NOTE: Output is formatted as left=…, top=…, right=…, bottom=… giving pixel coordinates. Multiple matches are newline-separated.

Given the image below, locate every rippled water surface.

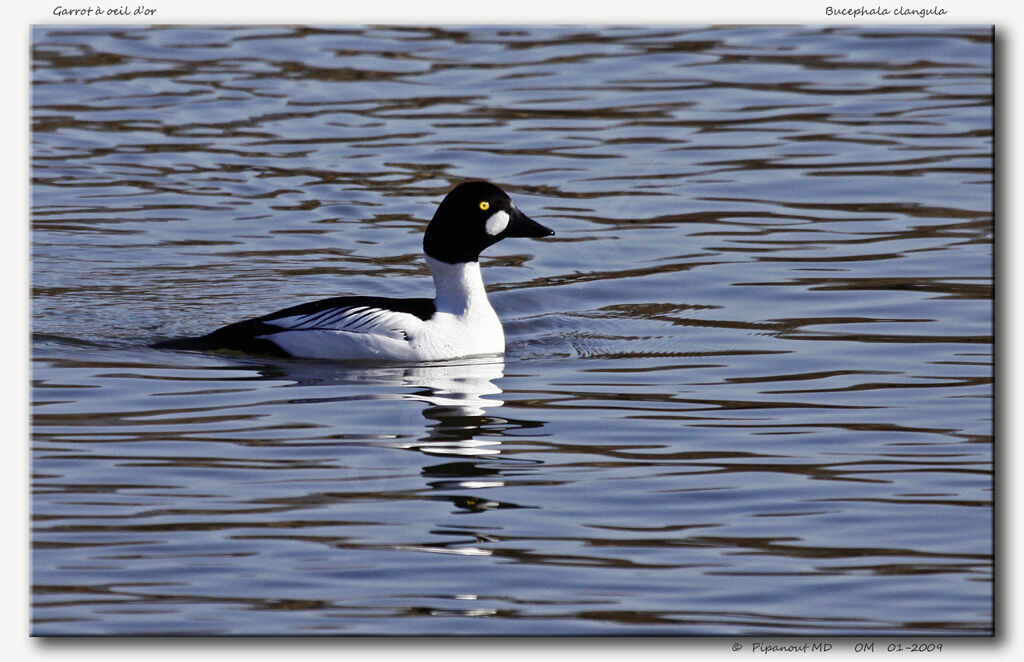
left=30, top=25, right=993, bottom=635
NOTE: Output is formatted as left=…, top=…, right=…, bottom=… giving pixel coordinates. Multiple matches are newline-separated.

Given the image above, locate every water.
left=30, top=25, right=992, bottom=635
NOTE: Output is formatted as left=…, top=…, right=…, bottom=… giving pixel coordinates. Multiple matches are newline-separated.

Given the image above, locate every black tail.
left=151, top=333, right=290, bottom=357
left=151, top=335, right=220, bottom=351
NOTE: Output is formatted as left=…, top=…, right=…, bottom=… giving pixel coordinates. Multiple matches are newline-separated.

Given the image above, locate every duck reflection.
left=240, top=355, right=543, bottom=513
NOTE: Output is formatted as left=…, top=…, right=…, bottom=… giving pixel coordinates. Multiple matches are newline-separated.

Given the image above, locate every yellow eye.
left=479, top=201, right=490, bottom=211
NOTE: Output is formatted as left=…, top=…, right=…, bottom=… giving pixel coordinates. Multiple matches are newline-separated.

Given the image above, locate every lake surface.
left=30, top=25, right=993, bottom=635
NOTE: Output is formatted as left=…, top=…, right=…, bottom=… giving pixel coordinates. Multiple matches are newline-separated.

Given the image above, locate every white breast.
left=412, top=257, right=505, bottom=359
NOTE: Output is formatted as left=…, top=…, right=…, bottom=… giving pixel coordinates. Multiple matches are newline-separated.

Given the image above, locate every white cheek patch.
left=484, top=210, right=510, bottom=236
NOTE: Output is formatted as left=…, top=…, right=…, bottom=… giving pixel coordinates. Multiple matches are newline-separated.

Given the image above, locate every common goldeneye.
left=153, top=181, right=554, bottom=361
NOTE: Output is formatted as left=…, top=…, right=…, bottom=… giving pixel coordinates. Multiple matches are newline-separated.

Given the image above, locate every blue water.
left=31, top=25, right=992, bottom=635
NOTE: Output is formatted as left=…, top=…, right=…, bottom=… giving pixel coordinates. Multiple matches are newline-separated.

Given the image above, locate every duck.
left=153, top=181, right=554, bottom=361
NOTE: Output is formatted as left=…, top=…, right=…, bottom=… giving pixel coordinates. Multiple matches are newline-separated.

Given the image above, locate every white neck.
left=426, top=255, right=493, bottom=316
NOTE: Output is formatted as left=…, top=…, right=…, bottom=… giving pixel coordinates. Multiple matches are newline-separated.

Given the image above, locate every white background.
left=4, top=1, right=1013, bottom=659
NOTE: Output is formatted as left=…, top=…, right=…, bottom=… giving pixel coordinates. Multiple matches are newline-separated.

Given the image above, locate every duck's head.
left=423, top=181, right=554, bottom=264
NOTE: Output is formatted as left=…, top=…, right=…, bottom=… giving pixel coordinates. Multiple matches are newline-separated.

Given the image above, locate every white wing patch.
left=263, top=305, right=419, bottom=341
